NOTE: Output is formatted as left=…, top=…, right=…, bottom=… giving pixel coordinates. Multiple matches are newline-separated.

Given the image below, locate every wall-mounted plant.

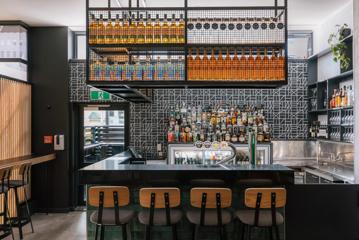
left=328, top=24, right=351, bottom=71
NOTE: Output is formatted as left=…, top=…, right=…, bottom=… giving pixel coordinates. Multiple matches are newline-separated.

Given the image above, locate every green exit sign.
left=90, top=90, right=111, bottom=101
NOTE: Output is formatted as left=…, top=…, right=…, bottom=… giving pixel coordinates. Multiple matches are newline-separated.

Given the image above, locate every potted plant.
left=328, top=24, right=351, bottom=71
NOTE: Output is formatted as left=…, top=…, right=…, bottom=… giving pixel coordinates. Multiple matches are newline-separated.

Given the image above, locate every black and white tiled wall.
left=69, top=59, right=308, bottom=159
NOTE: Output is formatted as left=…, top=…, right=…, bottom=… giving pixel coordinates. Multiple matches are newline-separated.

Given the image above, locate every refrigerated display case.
left=167, top=143, right=272, bottom=165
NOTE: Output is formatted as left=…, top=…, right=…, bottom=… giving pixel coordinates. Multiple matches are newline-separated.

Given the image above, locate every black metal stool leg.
left=191, top=224, right=196, bottom=240
left=14, top=187, right=23, bottom=240
left=23, top=187, right=34, bottom=233
left=240, top=224, right=246, bottom=240
left=100, top=225, right=105, bottom=240
left=145, top=225, right=151, bottom=240
left=172, top=224, right=178, bottom=240
left=94, top=224, right=99, bottom=240
left=269, top=227, right=273, bottom=240
left=122, top=224, right=127, bottom=240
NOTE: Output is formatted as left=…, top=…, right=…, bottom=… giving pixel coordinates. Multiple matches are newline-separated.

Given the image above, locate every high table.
left=80, top=159, right=294, bottom=240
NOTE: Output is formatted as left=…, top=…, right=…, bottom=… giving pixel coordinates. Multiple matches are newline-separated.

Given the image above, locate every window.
left=73, top=31, right=86, bottom=59
left=288, top=30, right=313, bottom=59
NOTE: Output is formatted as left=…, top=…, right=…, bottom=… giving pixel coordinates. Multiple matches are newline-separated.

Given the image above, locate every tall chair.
left=236, top=188, right=286, bottom=240
left=0, top=166, right=14, bottom=240
left=88, top=186, right=135, bottom=240
left=186, top=188, right=232, bottom=240
left=8, top=162, right=33, bottom=239
left=138, top=188, right=182, bottom=240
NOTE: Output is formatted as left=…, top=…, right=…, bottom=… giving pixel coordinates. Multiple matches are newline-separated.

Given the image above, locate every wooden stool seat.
left=236, top=209, right=284, bottom=227
left=138, top=209, right=182, bottom=226
left=186, top=209, right=232, bottom=226
left=90, top=209, right=135, bottom=225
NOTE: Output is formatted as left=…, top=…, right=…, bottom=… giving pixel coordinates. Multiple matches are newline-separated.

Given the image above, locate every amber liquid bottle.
left=247, top=48, right=255, bottom=80
left=193, top=48, right=201, bottom=80
left=154, top=14, right=161, bottom=43
left=128, top=14, right=137, bottom=43
left=217, top=49, right=225, bottom=80
left=224, top=49, right=231, bottom=80
left=97, top=14, right=105, bottom=44
left=145, top=14, right=154, bottom=43
left=89, top=14, right=97, bottom=44
left=209, top=49, right=217, bottom=80
left=169, top=14, right=177, bottom=43
left=262, top=48, right=270, bottom=80
left=162, top=14, right=170, bottom=43
left=270, top=48, right=277, bottom=80
left=202, top=49, right=210, bottom=80
left=177, top=14, right=185, bottom=43
left=137, top=14, right=145, bottom=44
left=278, top=48, right=285, bottom=80
left=188, top=49, right=194, bottom=80
left=113, top=14, right=121, bottom=44
left=232, top=49, right=240, bottom=80
left=239, top=48, right=247, bottom=80
left=122, top=14, right=129, bottom=44
left=105, top=18, right=114, bottom=44
left=254, top=48, right=262, bottom=80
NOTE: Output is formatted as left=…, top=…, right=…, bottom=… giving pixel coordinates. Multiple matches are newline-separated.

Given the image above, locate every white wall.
left=313, top=1, right=353, bottom=54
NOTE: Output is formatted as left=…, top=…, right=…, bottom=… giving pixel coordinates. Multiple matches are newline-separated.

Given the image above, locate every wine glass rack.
left=86, top=0, right=288, bottom=88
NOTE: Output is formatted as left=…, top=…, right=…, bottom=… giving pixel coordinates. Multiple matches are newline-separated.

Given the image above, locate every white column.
left=354, top=0, right=359, bottom=183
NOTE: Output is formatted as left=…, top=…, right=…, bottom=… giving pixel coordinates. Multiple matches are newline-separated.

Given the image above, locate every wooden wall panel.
left=0, top=77, right=31, bottom=223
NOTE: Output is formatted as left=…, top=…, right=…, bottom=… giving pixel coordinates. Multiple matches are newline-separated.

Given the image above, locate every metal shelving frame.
left=86, top=0, right=288, bottom=89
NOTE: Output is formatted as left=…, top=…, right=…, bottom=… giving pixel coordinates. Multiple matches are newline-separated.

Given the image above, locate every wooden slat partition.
left=0, top=77, right=31, bottom=223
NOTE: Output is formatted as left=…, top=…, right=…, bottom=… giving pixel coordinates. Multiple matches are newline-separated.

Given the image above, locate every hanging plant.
left=328, top=24, right=351, bottom=71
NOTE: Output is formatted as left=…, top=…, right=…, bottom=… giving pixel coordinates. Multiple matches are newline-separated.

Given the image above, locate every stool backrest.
left=245, top=188, right=286, bottom=209
left=139, top=188, right=180, bottom=208
left=190, top=188, right=232, bottom=209
left=88, top=186, right=130, bottom=208
left=16, top=162, right=31, bottom=185
left=0, top=167, right=12, bottom=192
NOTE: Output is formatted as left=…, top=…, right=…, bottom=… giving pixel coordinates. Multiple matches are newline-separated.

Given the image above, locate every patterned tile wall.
left=69, top=59, right=308, bottom=159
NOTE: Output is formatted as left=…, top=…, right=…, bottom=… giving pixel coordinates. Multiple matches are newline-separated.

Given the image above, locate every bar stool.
left=186, top=188, right=232, bottom=240
left=0, top=166, right=14, bottom=240
left=138, top=188, right=182, bottom=240
left=88, top=186, right=135, bottom=240
left=236, top=188, right=286, bottom=240
left=8, top=162, right=33, bottom=239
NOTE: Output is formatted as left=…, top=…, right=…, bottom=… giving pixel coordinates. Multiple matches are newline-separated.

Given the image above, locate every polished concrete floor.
left=4, top=211, right=87, bottom=240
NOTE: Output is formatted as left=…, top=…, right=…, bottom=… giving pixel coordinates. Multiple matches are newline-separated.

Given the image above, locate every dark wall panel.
left=30, top=27, right=71, bottom=212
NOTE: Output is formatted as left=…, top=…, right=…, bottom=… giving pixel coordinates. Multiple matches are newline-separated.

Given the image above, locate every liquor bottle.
left=176, top=56, right=184, bottom=80
left=164, top=56, right=174, bottom=80
left=202, top=49, right=210, bottom=80
left=133, top=57, right=143, bottom=80
left=188, top=49, right=194, bottom=80
left=247, top=48, right=255, bottom=80
left=209, top=49, right=217, bottom=80
left=154, top=14, right=161, bottom=43
left=342, top=86, right=347, bottom=107
left=89, top=14, right=97, bottom=44
left=99, top=60, right=106, bottom=81
left=217, top=49, right=225, bottom=80
left=115, top=61, right=122, bottom=80
left=262, top=48, right=270, bottom=80
left=145, top=14, right=153, bottom=43
left=169, top=14, right=177, bottom=43
left=122, top=14, right=129, bottom=43
left=348, top=85, right=354, bottom=106
left=110, top=61, right=116, bottom=81
left=94, top=60, right=101, bottom=80
left=154, top=56, right=164, bottom=80
left=105, top=18, right=114, bottom=44
left=193, top=48, right=201, bottom=80
left=98, top=14, right=105, bottom=44
left=168, top=127, right=175, bottom=143
left=137, top=14, right=145, bottom=44
left=336, top=89, right=342, bottom=107
left=270, top=48, right=278, bottom=80
left=122, top=61, right=131, bottom=80
left=177, top=14, right=185, bottom=43
left=162, top=14, right=170, bottom=43
left=128, top=14, right=137, bottom=43
left=254, top=48, right=262, bottom=80
left=239, top=48, right=248, bottom=80
left=113, top=14, right=122, bottom=44
left=232, top=49, right=240, bottom=80
left=143, top=56, right=153, bottom=80
left=224, top=49, right=231, bottom=80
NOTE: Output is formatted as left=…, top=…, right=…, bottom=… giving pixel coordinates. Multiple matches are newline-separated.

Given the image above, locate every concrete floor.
left=4, top=211, right=87, bottom=240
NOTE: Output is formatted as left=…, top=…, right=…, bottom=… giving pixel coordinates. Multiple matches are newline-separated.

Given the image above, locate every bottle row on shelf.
left=188, top=47, right=285, bottom=81
left=89, top=13, right=185, bottom=45
left=90, top=56, right=184, bottom=81
left=329, top=86, right=354, bottom=109
left=329, top=109, right=354, bottom=126
left=167, top=104, right=271, bottom=144
left=88, top=13, right=285, bottom=45
left=309, top=121, right=354, bottom=143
